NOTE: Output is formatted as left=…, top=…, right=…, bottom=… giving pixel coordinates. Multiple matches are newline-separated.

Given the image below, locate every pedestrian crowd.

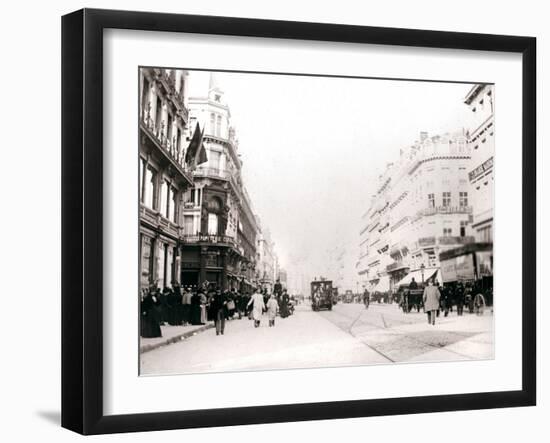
left=140, top=279, right=294, bottom=339
left=418, top=278, right=491, bottom=325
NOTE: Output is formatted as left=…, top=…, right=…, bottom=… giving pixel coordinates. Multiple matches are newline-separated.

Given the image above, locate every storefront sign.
left=440, top=254, right=475, bottom=282
left=476, top=251, right=493, bottom=277
left=455, top=254, right=475, bottom=281
left=440, top=258, right=457, bottom=282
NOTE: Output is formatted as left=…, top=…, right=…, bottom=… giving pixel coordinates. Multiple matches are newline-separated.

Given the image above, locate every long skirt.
left=190, top=305, right=202, bottom=325
left=279, top=303, right=289, bottom=318
left=141, top=309, right=162, bottom=338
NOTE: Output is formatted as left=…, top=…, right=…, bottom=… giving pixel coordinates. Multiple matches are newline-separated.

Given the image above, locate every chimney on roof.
left=420, top=131, right=428, bottom=142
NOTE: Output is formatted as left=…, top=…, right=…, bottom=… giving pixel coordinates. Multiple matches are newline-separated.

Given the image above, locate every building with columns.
left=357, top=130, right=475, bottom=293
left=464, top=84, right=494, bottom=242
left=138, top=67, right=194, bottom=290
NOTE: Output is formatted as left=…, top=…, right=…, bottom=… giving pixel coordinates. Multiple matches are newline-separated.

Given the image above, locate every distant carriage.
left=311, top=280, right=334, bottom=311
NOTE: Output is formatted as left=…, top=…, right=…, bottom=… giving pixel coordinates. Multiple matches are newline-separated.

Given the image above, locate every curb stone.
left=140, top=324, right=214, bottom=353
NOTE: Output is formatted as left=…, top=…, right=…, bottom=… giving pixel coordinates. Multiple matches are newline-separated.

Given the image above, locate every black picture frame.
left=61, top=8, right=536, bottom=435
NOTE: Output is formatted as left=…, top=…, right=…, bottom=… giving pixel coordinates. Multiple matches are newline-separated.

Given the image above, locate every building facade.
left=464, top=84, right=494, bottom=242
left=237, top=188, right=261, bottom=294
left=357, top=131, right=475, bottom=293
left=179, top=74, right=261, bottom=291
left=256, top=227, right=278, bottom=294
left=138, top=68, right=194, bottom=290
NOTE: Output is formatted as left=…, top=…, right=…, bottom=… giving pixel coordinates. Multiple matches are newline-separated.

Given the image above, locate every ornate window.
left=207, top=213, right=219, bottom=235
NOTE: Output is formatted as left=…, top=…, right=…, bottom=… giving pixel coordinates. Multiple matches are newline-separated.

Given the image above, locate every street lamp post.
left=420, top=263, right=425, bottom=284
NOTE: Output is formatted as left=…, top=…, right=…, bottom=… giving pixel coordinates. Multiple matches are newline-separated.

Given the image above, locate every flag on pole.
left=196, top=127, right=208, bottom=165
left=185, top=122, right=208, bottom=166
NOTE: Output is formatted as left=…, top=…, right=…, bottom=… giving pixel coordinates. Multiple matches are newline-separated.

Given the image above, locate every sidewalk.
left=140, top=323, right=213, bottom=353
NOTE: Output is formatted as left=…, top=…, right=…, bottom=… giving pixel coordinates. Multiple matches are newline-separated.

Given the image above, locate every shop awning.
left=373, top=275, right=390, bottom=293
left=431, top=270, right=442, bottom=285
left=395, top=268, right=439, bottom=288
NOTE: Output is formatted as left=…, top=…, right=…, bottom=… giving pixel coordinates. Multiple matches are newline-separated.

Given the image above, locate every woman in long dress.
left=190, top=291, right=202, bottom=325
left=199, top=291, right=207, bottom=324
left=140, top=289, right=162, bottom=338
left=279, top=290, right=290, bottom=318
left=247, top=290, right=265, bottom=328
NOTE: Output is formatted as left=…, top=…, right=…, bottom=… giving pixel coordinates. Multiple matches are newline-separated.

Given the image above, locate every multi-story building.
left=256, top=227, right=277, bottom=294
left=357, top=131, right=475, bottom=293
left=138, top=67, right=194, bottom=290
left=179, top=73, right=260, bottom=291
left=237, top=188, right=261, bottom=293
left=464, top=84, right=494, bottom=242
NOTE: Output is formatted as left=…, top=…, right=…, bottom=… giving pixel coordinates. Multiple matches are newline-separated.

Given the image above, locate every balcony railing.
left=438, top=235, right=475, bottom=245
left=182, top=201, right=199, bottom=209
left=194, top=167, right=229, bottom=179
left=386, top=261, right=409, bottom=272
left=417, top=235, right=475, bottom=247
left=418, top=236, right=436, bottom=247
left=194, top=167, right=243, bottom=195
left=417, top=205, right=473, bottom=217
left=181, top=234, right=244, bottom=255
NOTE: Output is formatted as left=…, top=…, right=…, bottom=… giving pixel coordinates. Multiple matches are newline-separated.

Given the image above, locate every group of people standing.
left=140, top=283, right=208, bottom=338
left=140, top=281, right=294, bottom=339
left=417, top=278, right=491, bottom=325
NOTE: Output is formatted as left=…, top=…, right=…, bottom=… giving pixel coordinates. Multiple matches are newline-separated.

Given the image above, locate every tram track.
left=320, top=306, right=477, bottom=362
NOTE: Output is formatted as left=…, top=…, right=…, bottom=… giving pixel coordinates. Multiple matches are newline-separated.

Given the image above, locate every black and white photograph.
left=138, top=67, right=495, bottom=376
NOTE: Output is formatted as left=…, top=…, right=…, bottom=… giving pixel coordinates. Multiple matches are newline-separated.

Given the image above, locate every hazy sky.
left=187, top=70, right=474, bottom=289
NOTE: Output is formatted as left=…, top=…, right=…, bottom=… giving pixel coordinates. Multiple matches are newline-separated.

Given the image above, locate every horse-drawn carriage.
left=398, top=287, right=424, bottom=313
